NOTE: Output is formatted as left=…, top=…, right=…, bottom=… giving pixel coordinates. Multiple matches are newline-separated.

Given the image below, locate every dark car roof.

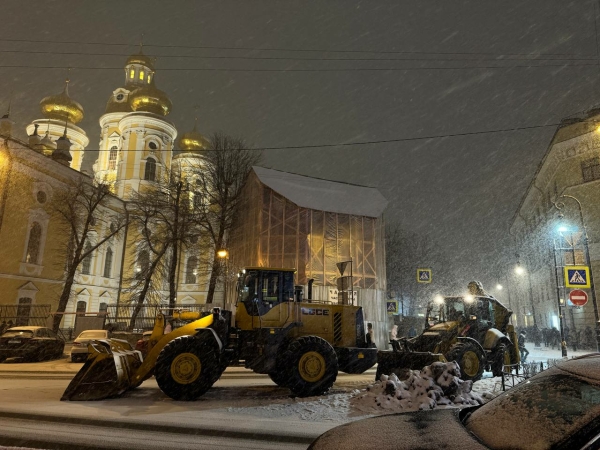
left=553, top=353, right=600, bottom=382
left=308, top=409, right=487, bottom=450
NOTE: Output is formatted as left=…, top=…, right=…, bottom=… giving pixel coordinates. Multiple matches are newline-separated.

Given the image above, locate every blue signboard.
left=564, top=266, right=591, bottom=288
left=417, top=268, right=432, bottom=284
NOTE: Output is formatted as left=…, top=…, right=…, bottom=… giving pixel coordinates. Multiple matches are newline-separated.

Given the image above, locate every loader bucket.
left=376, top=350, right=446, bottom=381
left=61, top=339, right=142, bottom=401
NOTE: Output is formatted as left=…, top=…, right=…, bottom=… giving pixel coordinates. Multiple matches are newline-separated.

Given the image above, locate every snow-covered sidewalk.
left=523, top=341, right=592, bottom=363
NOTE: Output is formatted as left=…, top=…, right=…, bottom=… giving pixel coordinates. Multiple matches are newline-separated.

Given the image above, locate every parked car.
left=135, top=331, right=153, bottom=357
left=70, top=329, right=110, bottom=362
left=0, top=326, right=65, bottom=363
left=308, top=353, right=600, bottom=450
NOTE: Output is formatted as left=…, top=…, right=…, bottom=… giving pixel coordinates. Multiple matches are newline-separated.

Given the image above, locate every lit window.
left=26, top=222, right=42, bottom=264
left=129, top=69, right=135, bottom=79
left=139, top=70, right=145, bottom=81
left=136, top=249, right=149, bottom=279
left=108, top=146, right=118, bottom=170
left=147, top=74, right=151, bottom=83
left=186, top=256, right=198, bottom=284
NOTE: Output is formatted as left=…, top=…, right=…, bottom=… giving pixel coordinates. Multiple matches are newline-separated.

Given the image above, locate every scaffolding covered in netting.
left=229, top=169, right=386, bottom=290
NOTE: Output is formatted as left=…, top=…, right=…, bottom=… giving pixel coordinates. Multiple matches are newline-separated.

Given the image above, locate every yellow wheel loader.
left=376, top=295, right=520, bottom=381
left=62, top=268, right=377, bottom=401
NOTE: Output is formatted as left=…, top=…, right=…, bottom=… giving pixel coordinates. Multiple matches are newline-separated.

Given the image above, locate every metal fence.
left=0, top=304, right=52, bottom=327
left=105, top=303, right=210, bottom=332
left=500, top=359, right=561, bottom=391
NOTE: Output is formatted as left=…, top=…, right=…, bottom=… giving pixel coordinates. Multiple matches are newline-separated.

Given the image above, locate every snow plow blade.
left=376, top=350, right=447, bottom=380
left=61, top=339, right=142, bottom=401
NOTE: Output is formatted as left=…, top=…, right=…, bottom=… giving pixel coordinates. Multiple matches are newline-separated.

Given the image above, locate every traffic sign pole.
left=581, top=235, right=600, bottom=352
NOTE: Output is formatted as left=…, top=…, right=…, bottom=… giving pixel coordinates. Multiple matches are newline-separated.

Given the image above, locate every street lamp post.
left=217, top=249, right=229, bottom=309
left=551, top=233, right=568, bottom=357
left=555, top=195, right=600, bottom=352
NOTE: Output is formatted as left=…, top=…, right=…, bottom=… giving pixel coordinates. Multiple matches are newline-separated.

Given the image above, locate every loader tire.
left=491, top=343, right=514, bottom=376
left=268, top=371, right=289, bottom=388
left=155, top=335, right=219, bottom=401
left=283, top=336, right=338, bottom=397
left=446, top=341, right=485, bottom=382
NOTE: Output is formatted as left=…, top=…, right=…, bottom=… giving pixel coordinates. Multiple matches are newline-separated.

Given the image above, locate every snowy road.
left=0, top=347, right=593, bottom=449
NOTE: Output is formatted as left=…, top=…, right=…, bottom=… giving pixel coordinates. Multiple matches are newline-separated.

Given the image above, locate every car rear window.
left=78, top=331, right=107, bottom=339
left=2, top=330, right=34, bottom=338
left=465, top=374, right=600, bottom=449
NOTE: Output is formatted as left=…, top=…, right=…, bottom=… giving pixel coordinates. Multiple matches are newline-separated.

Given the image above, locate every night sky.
left=1, top=1, right=598, bottom=293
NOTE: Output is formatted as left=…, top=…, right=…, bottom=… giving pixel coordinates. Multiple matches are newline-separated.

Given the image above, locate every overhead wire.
left=0, top=64, right=596, bottom=72
left=86, top=122, right=569, bottom=153
left=0, top=36, right=587, bottom=58
left=0, top=48, right=595, bottom=62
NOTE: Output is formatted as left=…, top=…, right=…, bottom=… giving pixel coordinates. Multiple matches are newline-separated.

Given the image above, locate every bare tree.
left=50, top=179, right=127, bottom=332
left=196, top=132, right=261, bottom=304
left=124, top=167, right=201, bottom=329
left=386, top=222, right=442, bottom=316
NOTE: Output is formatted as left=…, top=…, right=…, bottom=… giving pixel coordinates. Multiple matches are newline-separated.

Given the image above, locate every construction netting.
left=229, top=174, right=386, bottom=290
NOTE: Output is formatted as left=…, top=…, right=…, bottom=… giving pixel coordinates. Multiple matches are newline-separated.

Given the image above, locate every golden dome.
left=39, top=81, right=84, bottom=124
left=128, top=84, right=172, bottom=116
left=126, top=50, right=155, bottom=71
left=178, top=129, right=209, bottom=152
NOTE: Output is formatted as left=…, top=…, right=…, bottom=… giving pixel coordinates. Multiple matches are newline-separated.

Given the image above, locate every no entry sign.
left=569, top=289, right=588, bottom=307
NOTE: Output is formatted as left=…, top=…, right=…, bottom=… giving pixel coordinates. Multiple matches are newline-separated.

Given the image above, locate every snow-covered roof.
left=252, top=166, right=388, bottom=218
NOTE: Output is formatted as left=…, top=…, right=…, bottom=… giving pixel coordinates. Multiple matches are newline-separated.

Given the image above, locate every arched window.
left=185, top=256, right=198, bottom=284
left=81, top=242, right=93, bottom=275
left=16, top=298, right=32, bottom=326
left=144, top=158, right=156, bottom=182
left=108, top=146, right=118, bottom=170
left=139, top=70, right=145, bottom=81
left=129, top=68, right=135, bottom=79
left=136, top=249, right=149, bottom=279
left=76, top=301, right=87, bottom=316
left=26, top=222, right=42, bottom=264
left=103, top=247, right=113, bottom=278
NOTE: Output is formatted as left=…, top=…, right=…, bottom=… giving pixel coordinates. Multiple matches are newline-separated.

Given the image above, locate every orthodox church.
left=0, top=48, right=388, bottom=345
left=0, top=48, right=213, bottom=331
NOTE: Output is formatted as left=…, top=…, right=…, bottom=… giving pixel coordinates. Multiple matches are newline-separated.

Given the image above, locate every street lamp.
left=217, top=249, right=229, bottom=308
left=555, top=195, right=600, bottom=352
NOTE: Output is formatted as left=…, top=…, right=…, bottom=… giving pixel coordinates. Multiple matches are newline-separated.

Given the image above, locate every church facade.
left=0, top=48, right=212, bottom=330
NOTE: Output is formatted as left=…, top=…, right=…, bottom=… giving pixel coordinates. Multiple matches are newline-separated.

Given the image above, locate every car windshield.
left=77, top=331, right=106, bottom=339
left=465, top=373, right=600, bottom=449
left=2, top=330, right=34, bottom=338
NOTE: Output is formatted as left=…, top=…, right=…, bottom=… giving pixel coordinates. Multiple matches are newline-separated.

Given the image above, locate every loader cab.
left=237, top=268, right=295, bottom=316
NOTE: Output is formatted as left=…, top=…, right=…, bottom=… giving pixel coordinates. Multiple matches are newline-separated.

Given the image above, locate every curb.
left=0, top=409, right=317, bottom=446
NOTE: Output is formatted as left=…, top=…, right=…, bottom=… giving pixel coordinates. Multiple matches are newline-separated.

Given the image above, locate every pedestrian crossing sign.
left=386, top=300, right=398, bottom=315
left=564, top=266, right=591, bottom=288
left=417, top=268, right=432, bottom=283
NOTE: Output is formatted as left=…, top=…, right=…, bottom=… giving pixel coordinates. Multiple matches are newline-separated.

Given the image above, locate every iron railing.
left=105, top=303, right=210, bottom=332
left=0, top=304, right=52, bottom=327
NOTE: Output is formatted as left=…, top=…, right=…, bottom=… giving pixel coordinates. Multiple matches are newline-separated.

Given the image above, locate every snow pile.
left=351, top=361, right=485, bottom=413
